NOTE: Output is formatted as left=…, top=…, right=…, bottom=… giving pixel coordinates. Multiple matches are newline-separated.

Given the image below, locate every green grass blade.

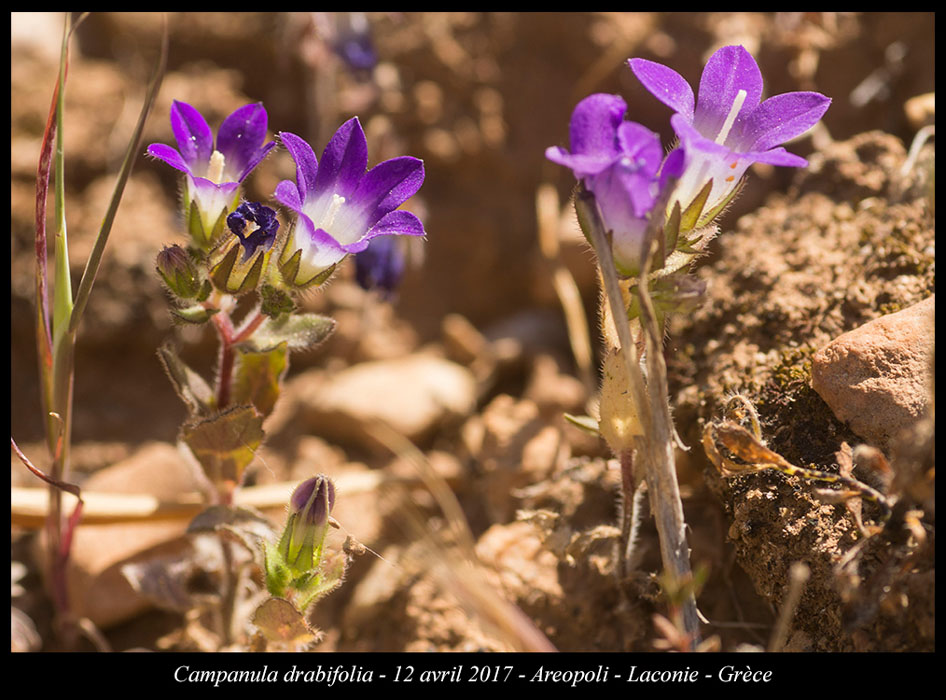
left=50, top=14, right=76, bottom=350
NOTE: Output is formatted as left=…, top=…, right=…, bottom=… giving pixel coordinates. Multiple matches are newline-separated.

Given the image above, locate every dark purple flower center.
left=227, top=202, right=280, bottom=261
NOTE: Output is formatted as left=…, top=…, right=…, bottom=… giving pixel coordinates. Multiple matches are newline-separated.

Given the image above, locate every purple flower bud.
left=289, top=475, right=336, bottom=524
left=277, top=475, right=336, bottom=575
left=155, top=244, right=203, bottom=299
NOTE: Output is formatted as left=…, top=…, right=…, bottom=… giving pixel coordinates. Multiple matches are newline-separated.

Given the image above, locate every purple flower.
left=629, top=45, right=830, bottom=217
left=274, top=118, right=426, bottom=288
left=546, top=94, right=684, bottom=275
left=148, top=101, right=277, bottom=248
left=227, top=201, right=280, bottom=262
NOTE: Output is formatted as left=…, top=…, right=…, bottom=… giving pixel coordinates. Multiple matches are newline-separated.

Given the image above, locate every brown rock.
left=811, top=296, right=934, bottom=447
left=295, top=353, right=477, bottom=451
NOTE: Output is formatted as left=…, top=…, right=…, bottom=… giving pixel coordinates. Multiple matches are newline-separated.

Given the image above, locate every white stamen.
left=207, top=150, right=226, bottom=184
left=715, top=89, right=747, bottom=146
left=324, top=193, right=346, bottom=229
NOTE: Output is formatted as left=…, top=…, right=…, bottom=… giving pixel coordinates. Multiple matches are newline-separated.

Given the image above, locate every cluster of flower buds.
left=547, top=45, right=830, bottom=316
left=148, top=102, right=426, bottom=313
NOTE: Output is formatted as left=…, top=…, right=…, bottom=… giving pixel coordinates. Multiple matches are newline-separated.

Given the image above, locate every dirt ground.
left=11, top=12, right=934, bottom=655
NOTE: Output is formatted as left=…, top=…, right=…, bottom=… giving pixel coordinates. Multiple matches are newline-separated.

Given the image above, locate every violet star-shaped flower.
left=629, top=45, right=830, bottom=216
left=274, top=118, right=426, bottom=288
left=147, top=101, right=277, bottom=248
left=546, top=93, right=684, bottom=275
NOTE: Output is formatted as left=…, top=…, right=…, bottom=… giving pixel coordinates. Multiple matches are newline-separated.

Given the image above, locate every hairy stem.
left=578, top=187, right=701, bottom=645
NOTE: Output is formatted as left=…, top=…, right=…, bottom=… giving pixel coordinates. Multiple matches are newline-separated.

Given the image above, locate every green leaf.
left=663, top=201, right=682, bottom=254
left=231, top=343, right=289, bottom=418
left=169, top=303, right=219, bottom=325
left=181, top=405, right=264, bottom=489
left=679, top=179, right=713, bottom=233
left=209, top=243, right=239, bottom=292
left=186, top=201, right=228, bottom=251
left=157, top=343, right=215, bottom=416
left=240, top=313, right=336, bottom=353
left=697, top=177, right=744, bottom=228
left=34, top=14, right=78, bottom=436
left=278, top=247, right=337, bottom=290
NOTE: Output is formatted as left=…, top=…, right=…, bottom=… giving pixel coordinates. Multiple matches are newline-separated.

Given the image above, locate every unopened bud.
left=277, top=475, right=336, bottom=576
left=156, top=245, right=206, bottom=299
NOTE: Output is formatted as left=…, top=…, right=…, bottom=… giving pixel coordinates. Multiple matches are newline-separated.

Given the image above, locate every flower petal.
left=274, top=179, right=303, bottom=212
left=568, top=93, right=627, bottom=159
left=694, top=45, right=763, bottom=140
left=188, top=175, right=240, bottom=200
left=628, top=58, right=695, bottom=122
left=742, top=146, right=808, bottom=168
left=740, top=92, right=831, bottom=152
left=355, top=235, right=405, bottom=296
left=659, top=147, right=687, bottom=187
left=589, top=165, right=650, bottom=273
left=545, top=147, right=617, bottom=177
left=170, top=101, right=213, bottom=171
left=314, top=117, right=368, bottom=199
left=294, top=217, right=348, bottom=273
left=671, top=115, right=734, bottom=159
left=147, top=143, right=192, bottom=175
left=590, top=160, right=655, bottom=220
left=360, top=210, right=427, bottom=245
left=237, top=140, right=277, bottom=183
left=616, top=121, right=663, bottom=173
left=279, top=132, right=319, bottom=203
left=217, top=104, right=266, bottom=161
left=217, top=103, right=277, bottom=182
left=674, top=113, right=809, bottom=169
left=352, top=156, right=425, bottom=225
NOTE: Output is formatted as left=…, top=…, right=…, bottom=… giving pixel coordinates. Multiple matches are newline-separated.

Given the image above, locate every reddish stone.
left=811, top=296, right=934, bottom=448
